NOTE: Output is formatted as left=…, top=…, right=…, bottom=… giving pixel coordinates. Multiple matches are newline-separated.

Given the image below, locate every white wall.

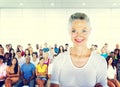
left=0, top=9, right=120, bottom=51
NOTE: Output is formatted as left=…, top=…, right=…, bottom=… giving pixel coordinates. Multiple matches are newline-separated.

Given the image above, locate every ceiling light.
left=112, top=3, right=117, bottom=6
left=82, top=3, right=86, bottom=6
left=50, top=2, right=55, bottom=7
left=19, top=3, right=23, bottom=6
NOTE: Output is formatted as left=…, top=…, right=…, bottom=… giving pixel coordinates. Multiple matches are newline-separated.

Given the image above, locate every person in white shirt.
left=16, top=50, right=25, bottom=67
left=106, top=56, right=120, bottom=87
left=50, top=12, right=108, bottom=87
left=0, top=55, right=6, bottom=87
left=31, top=52, right=39, bottom=66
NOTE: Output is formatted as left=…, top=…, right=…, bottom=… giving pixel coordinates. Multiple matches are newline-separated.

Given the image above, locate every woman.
left=36, top=57, right=48, bottom=87
left=50, top=12, right=108, bottom=87
left=24, top=48, right=30, bottom=57
left=4, top=52, right=11, bottom=66
left=106, top=56, right=120, bottom=87
left=0, top=44, right=4, bottom=56
left=5, top=57, right=20, bottom=87
left=43, top=52, right=50, bottom=66
left=9, top=49, right=15, bottom=59
left=0, top=55, right=6, bottom=87
left=57, top=45, right=65, bottom=55
left=31, top=52, right=39, bottom=66
left=39, top=49, right=43, bottom=58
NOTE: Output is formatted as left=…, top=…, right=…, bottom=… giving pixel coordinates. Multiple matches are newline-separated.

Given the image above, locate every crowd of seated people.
left=91, top=43, right=120, bottom=87
left=1, top=43, right=120, bottom=87
left=0, top=43, right=69, bottom=87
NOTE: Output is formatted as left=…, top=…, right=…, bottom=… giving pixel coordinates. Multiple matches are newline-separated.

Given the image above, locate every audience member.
left=0, top=55, right=6, bottom=87
left=106, top=56, right=120, bottom=87
left=31, top=52, right=39, bottom=66
left=14, top=56, right=35, bottom=87
left=5, top=58, right=20, bottom=87
left=43, top=43, right=49, bottom=53
left=36, top=57, right=48, bottom=87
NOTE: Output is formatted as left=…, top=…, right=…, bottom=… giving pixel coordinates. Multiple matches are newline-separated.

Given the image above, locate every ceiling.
left=0, top=0, right=120, bottom=9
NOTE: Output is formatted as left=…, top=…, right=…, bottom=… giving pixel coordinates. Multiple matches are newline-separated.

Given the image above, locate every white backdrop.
left=0, top=9, right=120, bottom=51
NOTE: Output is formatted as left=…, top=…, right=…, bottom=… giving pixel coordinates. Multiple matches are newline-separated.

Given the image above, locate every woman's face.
left=10, top=49, right=14, bottom=54
left=32, top=54, right=37, bottom=58
left=12, top=58, right=17, bottom=65
left=44, top=53, right=48, bottom=58
left=70, top=19, right=90, bottom=47
left=39, top=59, right=44, bottom=65
left=25, top=50, right=29, bottom=54
left=108, top=58, right=113, bottom=64
left=0, top=59, right=3, bottom=64
left=5, top=54, right=9, bottom=59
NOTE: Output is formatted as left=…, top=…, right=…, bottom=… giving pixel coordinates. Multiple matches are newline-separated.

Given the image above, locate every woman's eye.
left=82, top=29, right=87, bottom=33
left=72, top=30, right=76, bottom=33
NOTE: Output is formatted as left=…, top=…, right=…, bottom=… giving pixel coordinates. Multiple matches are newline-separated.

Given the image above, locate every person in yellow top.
left=36, top=57, right=48, bottom=87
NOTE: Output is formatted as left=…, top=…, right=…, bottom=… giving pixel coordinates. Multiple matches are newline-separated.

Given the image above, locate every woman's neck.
left=33, top=57, right=37, bottom=61
left=39, top=63, right=44, bottom=66
left=108, top=63, right=112, bottom=66
left=70, top=46, right=91, bottom=58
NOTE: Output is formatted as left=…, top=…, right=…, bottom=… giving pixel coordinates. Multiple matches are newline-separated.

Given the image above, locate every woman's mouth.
left=74, top=38, right=84, bottom=43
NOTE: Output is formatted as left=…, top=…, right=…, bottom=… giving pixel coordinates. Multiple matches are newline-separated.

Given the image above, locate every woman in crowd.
left=39, top=49, right=43, bottom=58
left=106, top=56, right=120, bottom=87
left=0, top=55, right=6, bottom=87
left=50, top=12, right=108, bottom=87
left=9, top=49, right=15, bottom=60
left=4, top=52, right=11, bottom=66
left=0, top=44, right=4, bottom=56
left=36, top=57, right=48, bottom=87
left=5, top=57, right=20, bottom=87
left=24, top=48, right=30, bottom=57
left=31, top=52, right=39, bottom=66
left=117, top=59, right=120, bottom=82
left=43, top=52, right=50, bottom=66
left=16, top=45, right=25, bottom=57
left=57, top=45, right=64, bottom=55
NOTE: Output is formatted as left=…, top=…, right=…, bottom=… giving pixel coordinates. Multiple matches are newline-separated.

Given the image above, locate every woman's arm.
left=36, top=68, right=41, bottom=76
left=6, top=66, right=20, bottom=77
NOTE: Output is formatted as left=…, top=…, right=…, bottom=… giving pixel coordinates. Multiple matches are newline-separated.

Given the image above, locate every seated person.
left=0, top=55, right=7, bottom=87
left=5, top=57, right=20, bottom=87
left=36, top=57, right=48, bottom=87
left=106, top=56, right=120, bottom=87
left=14, top=56, right=36, bottom=87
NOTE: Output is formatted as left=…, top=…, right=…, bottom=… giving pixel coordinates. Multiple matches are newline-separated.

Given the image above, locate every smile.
left=74, top=38, right=84, bottom=43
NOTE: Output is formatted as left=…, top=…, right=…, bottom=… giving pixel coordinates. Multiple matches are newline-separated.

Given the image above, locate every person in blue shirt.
left=42, top=43, right=49, bottom=53
left=54, top=44, right=59, bottom=54
left=14, top=55, right=35, bottom=87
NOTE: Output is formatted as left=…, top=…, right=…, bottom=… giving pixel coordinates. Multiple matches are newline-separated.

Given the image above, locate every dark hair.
left=4, top=52, right=10, bottom=62
left=32, top=52, right=38, bottom=58
left=94, top=45, right=98, bottom=48
left=106, top=56, right=115, bottom=69
left=39, top=57, right=44, bottom=61
left=0, top=44, right=3, bottom=48
left=0, top=55, right=4, bottom=62
left=24, top=49, right=30, bottom=57
left=65, top=43, right=69, bottom=46
left=10, top=58, right=19, bottom=74
left=36, top=44, right=39, bottom=50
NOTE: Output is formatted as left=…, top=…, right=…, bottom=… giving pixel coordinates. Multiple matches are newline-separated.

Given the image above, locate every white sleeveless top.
left=51, top=51, right=108, bottom=87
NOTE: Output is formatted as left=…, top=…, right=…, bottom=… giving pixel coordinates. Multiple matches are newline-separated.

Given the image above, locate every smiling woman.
left=50, top=12, right=108, bottom=87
